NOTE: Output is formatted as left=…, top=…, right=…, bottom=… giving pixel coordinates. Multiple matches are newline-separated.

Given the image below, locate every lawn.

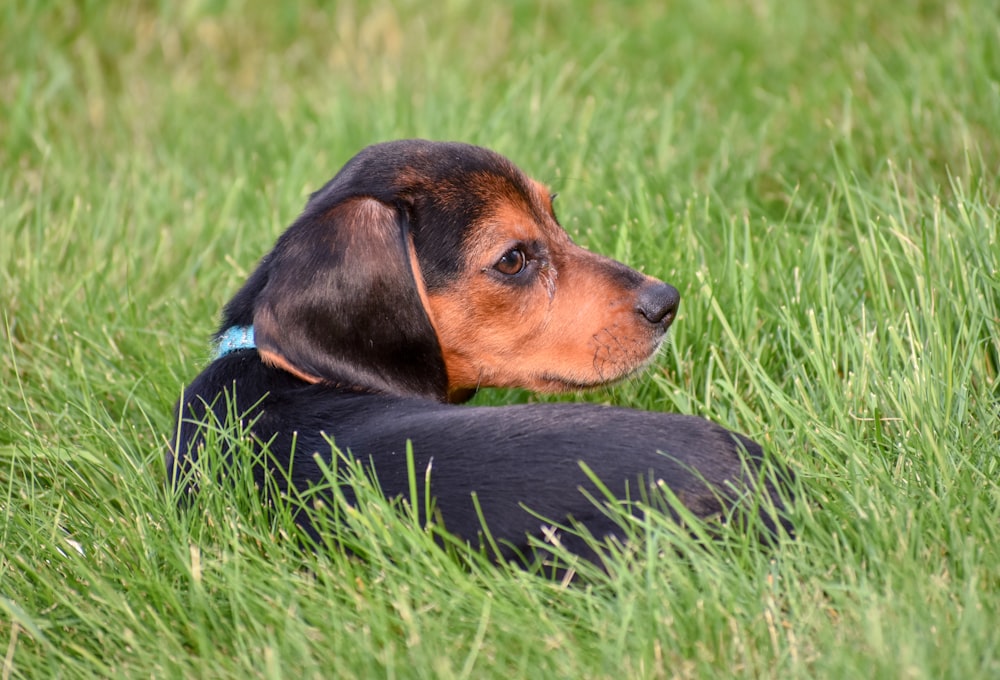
left=2, top=0, right=999, bottom=677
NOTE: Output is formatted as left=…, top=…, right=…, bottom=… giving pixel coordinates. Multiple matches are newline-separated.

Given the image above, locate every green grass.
left=2, top=0, right=999, bottom=677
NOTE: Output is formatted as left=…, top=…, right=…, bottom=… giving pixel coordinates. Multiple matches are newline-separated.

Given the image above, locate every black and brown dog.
left=168, top=139, right=792, bottom=565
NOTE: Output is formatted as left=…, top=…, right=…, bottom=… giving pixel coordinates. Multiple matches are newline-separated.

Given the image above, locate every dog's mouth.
left=534, top=334, right=667, bottom=392
left=534, top=367, right=646, bottom=393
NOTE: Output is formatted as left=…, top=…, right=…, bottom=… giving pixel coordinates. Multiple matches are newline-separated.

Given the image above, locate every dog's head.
left=222, top=140, right=680, bottom=402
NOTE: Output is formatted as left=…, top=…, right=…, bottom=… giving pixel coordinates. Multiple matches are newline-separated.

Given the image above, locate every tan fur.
left=424, top=182, right=665, bottom=399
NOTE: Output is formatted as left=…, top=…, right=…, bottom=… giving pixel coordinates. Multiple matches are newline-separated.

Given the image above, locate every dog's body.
left=169, top=140, right=791, bottom=563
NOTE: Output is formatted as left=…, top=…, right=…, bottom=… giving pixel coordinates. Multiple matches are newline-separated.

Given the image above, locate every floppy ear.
left=251, top=197, right=450, bottom=401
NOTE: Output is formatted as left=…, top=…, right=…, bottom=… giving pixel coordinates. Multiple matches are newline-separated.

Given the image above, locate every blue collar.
left=215, top=326, right=256, bottom=359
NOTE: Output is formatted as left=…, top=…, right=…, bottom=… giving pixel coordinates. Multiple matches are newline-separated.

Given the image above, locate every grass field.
left=2, top=0, right=999, bottom=677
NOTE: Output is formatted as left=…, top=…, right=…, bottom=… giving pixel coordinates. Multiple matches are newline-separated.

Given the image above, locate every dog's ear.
left=251, top=197, right=449, bottom=400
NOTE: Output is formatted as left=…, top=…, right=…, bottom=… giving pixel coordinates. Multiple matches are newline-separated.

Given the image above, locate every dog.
left=168, top=139, right=792, bottom=567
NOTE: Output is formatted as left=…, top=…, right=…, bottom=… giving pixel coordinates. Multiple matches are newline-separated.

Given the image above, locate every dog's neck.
left=215, top=326, right=257, bottom=358
left=215, top=325, right=322, bottom=384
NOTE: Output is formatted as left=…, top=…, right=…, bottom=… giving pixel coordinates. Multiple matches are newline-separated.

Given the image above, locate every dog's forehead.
left=396, top=146, right=530, bottom=198
left=392, top=143, right=556, bottom=229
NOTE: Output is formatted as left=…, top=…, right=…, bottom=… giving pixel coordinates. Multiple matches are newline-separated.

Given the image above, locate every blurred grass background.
left=2, top=1, right=999, bottom=677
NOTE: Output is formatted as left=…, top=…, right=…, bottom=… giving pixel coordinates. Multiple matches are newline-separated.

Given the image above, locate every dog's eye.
left=494, top=248, right=527, bottom=276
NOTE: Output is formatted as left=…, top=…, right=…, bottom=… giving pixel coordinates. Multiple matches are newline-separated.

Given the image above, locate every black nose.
left=636, top=282, right=680, bottom=328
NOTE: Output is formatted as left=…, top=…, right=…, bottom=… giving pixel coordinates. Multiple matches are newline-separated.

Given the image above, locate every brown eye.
left=494, top=248, right=527, bottom=275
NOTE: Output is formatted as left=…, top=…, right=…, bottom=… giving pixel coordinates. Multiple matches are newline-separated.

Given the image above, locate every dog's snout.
left=636, top=282, right=680, bottom=328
